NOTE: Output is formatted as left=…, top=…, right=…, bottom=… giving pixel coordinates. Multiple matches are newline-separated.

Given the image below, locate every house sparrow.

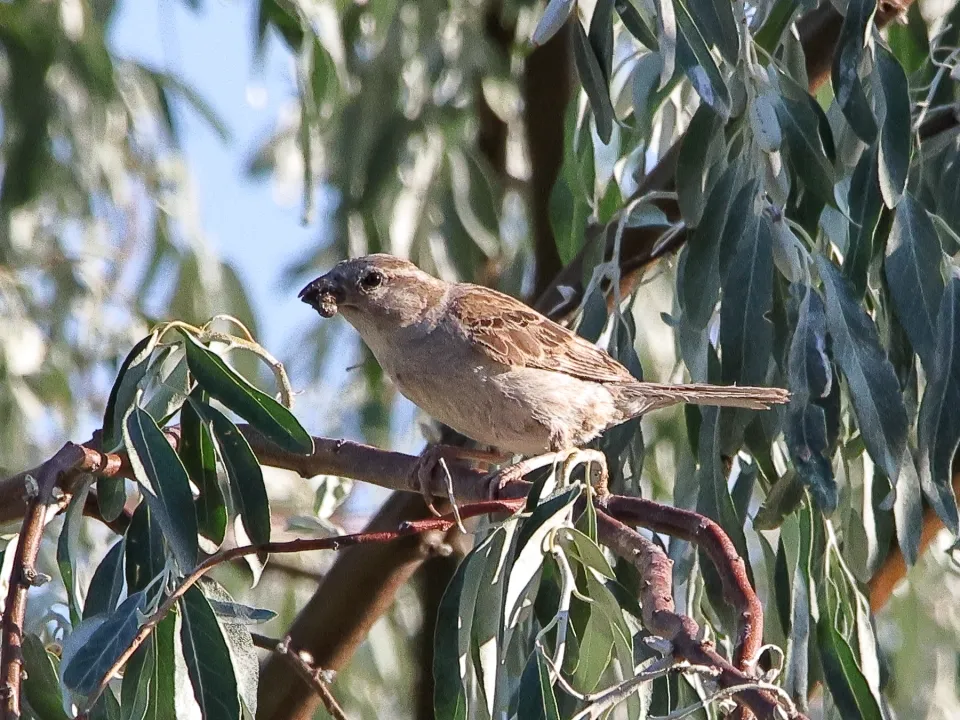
left=300, top=254, right=788, bottom=503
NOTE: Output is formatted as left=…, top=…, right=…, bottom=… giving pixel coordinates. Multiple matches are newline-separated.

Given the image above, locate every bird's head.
left=299, top=254, right=445, bottom=328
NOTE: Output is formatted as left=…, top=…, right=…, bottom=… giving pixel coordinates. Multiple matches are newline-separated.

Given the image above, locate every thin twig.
left=268, top=636, right=349, bottom=720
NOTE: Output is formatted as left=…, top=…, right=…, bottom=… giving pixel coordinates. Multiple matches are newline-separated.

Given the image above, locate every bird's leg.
left=412, top=444, right=510, bottom=517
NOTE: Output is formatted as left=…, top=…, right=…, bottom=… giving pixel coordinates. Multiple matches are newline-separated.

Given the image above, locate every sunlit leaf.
left=22, top=634, right=69, bottom=720
left=817, top=618, right=884, bottom=720
left=102, top=333, right=159, bottom=452
left=180, top=395, right=228, bottom=548
left=179, top=585, right=241, bottom=720
left=123, top=406, right=198, bottom=569
left=182, top=333, right=314, bottom=454
left=120, top=614, right=178, bottom=720
left=614, top=0, right=658, bottom=49
left=532, top=0, right=576, bottom=46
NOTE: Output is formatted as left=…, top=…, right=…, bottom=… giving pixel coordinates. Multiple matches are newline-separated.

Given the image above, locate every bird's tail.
left=616, top=382, right=790, bottom=418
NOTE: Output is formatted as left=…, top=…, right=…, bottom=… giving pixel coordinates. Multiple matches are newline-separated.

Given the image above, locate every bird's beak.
left=299, top=275, right=344, bottom=318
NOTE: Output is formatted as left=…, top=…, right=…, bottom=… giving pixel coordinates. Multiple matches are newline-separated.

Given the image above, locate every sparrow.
left=300, top=254, right=789, bottom=503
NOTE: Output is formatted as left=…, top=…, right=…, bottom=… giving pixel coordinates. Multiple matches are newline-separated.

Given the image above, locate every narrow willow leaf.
left=917, top=277, right=960, bottom=533
left=676, top=103, right=723, bottom=226
left=123, top=406, right=198, bottom=569
left=474, top=524, right=517, bottom=716
left=875, top=44, right=911, bottom=208
left=209, top=599, right=277, bottom=625
left=125, top=502, right=165, bottom=594
left=817, top=618, right=883, bottom=720
left=884, top=194, right=944, bottom=372
left=84, top=539, right=125, bottom=620
left=517, top=652, right=561, bottom=720
left=614, top=0, right=658, bottom=49
left=893, top=446, right=923, bottom=567
left=179, top=586, right=241, bottom=720
left=720, top=203, right=774, bottom=386
left=180, top=396, right=228, bottom=548
left=831, top=0, right=878, bottom=143
left=588, top=0, right=614, bottom=83
left=531, top=0, right=576, bottom=46
left=786, top=285, right=837, bottom=510
left=719, top=198, right=774, bottom=449
left=141, top=347, right=190, bottom=426
left=572, top=17, right=615, bottom=143
left=97, top=477, right=126, bottom=526
left=653, top=0, right=676, bottom=87
left=679, top=166, right=746, bottom=327
left=182, top=332, right=313, bottom=455
left=755, top=0, right=801, bottom=52
left=58, top=480, right=91, bottom=627
left=121, top=615, right=178, bottom=720
left=818, top=257, right=908, bottom=485
left=673, top=0, right=730, bottom=118
left=775, top=84, right=836, bottom=208
left=102, top=333, right=159, bottom=451
left=687, top=0, right=739, bottom=64
left=845, top=146, right=882, bottom=298
left=63, top=592, right=147, bottom=695
left=22, top=634, right=70, bottom=720
left=201, top=580, right=261, bottom=718
left=435, top=532, right=500, bottom=719
left=190, top=399, right=271, bottom=550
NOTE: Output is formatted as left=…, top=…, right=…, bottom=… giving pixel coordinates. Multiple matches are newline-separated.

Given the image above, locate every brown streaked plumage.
left=300, top=254, right=789, bottom=458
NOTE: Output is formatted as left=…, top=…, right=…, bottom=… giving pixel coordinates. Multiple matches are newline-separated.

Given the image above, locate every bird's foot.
left=412, top=445, right=508, bottom=518
left=559, top=448, right=609, bottom=499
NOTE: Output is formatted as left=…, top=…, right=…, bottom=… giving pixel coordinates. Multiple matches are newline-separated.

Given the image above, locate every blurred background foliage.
left=5, top=0, right=960, bottom=717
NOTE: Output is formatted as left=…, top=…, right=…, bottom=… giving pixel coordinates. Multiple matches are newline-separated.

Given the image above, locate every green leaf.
left=121, top=614, right=178, bottom=720
left=22, top=634, right=69, bottom=720
left=875, top=44, right=911, bottom=208
left=572, top=17, right=615, bottom=144
left=831, top=0, right=878, bottom=143
left=679, top=165, right=746, bottom=328
left=917, top=277, right=960, bottom=533
left=775, top=83, right=837, bottom=207
left=588, top=0, right=614, bottom=83
left=141, top=348, right=190, bottom=426
left=125, top=502, right=165, bottom=594
left=884, top=193, right=944, bottom=372
left=786, top=285, right=837, bottom=510
left=143, top=66, right=231, bottom=143
left=102, top=333, right=159, bottom=452
left=200, top=580, right=261, bottom=717
left=180, top=396, right=227, bottom=548
left=209, top=599, right=277, bottom=625
left=818, top=256, right=908, bottom=485
left=123, top=406, right=198, bottom=570
left=434, top=531, right=501, bottom=719
left=893, top=446, right=923, bottom=566
left=58, top=480, right=91, bottom=627
left=673, top=0, right=730, bottom=118
left=182, top=333, right=314, bottom=455
left=755, top=0, right=801, bottom=52
left=63, top=592, right=148, bottom=695
left=817, top=618, right=883, bottom=720
left=687, top=0, right=739, bottom=64
left=84, top=539, right=126, bottom=620
left=719, top=193, right=774, bottom=448
left=676, top=103, right=723, bottom=227
left=179, top=586, right=241, bottom=720
left=190, top=398, right=271, bottom=550
left=614, top=0, right=658, bottom=49
left=532, top=0, right=575, bottom=46
left=844, top=146, right=882, bottom=298
left=517, top=652, right=561, bottom=720
left=97, top=478, right=127, bottom=527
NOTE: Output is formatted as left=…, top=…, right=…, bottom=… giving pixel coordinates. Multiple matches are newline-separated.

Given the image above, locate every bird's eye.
left=359, top=269, right=383, bottom=291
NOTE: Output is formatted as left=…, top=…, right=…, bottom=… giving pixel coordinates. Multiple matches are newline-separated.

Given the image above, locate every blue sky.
left=111, top=0, right=322, bottom=354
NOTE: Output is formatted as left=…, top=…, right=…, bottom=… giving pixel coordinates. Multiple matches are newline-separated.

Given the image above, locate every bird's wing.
left=447, top=284, right=635, bottom=384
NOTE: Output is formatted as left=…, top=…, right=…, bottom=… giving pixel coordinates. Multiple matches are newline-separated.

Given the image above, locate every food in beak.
left=299, top=280, right=340, bottom=318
